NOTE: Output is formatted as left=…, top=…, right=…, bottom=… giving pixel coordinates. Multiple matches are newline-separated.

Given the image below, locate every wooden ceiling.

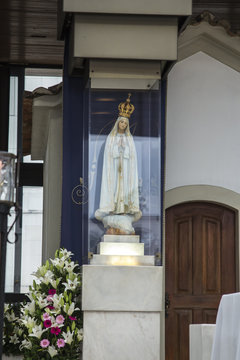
left=0, top=0, right=64, bottom=66
left=0, top=0, right=239, bottom=67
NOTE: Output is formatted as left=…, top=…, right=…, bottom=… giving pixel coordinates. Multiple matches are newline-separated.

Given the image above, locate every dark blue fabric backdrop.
left=60, top=34, right=85, bottom=264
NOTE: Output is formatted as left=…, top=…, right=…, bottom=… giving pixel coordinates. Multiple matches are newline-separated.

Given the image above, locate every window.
left=5, top=68, right=62, bottom=293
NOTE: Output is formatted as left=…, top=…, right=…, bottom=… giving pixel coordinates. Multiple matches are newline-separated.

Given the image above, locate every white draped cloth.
left=211, top=293, right=240, bottom=360
left=95, top=116, right=142, bottom=234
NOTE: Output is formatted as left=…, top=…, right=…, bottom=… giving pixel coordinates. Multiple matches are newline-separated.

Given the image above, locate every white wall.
left=166, top=51, right=240, bottom=193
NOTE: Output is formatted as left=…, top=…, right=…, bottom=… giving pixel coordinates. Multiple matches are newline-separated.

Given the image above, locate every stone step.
left=98, top=241, right=144, bottom=256
left=102, top=234, right=140, bottom=243
left=90, top=254, right=155, bottom=266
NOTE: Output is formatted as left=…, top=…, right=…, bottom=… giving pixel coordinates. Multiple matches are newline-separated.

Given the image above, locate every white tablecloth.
left=190, top=324, right=216, bottom=360
left=211, top=293, right=240, bottom=360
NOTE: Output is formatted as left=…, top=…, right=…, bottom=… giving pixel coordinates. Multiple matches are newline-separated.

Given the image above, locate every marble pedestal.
left=82, top=265, right=163, bottom=360
left=82, top=234, right=163, bottom=360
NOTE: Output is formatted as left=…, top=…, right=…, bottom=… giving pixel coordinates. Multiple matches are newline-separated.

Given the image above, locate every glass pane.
left=8, top=76, right=18, bottom=155
left=21, top=187, right=43, bottom=293
left=5, top=212, right=15, bottom=292
left=86, top=88, right=162, bottom=263
left=25, top=75, right=62, bottom=92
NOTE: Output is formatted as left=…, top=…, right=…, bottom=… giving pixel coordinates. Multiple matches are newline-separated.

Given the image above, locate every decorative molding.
left=165, top=185, right=240, bottom=210
left=190, top=11, right=240, bottom=37
left=178, top=11, right=240, bottom=72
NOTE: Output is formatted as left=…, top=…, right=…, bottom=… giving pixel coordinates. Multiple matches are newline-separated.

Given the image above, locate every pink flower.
left=47, top=295, right=53, bottom=302
left=56, top=315, right=65, bottom=324
left=48, top=289, right=56, bottom=295
left=51, top=327, right=61, bottom=335
left=43, top=313, right=51, bottom=321
left=46, top=305, right=55, bottom=310
left=57, top=338, right=65, bottom=348
left=69, top=316, right=77, bottom=321
left=44, top=319, right=52, bottom=328
left=40, top=339, right=50, bottom=348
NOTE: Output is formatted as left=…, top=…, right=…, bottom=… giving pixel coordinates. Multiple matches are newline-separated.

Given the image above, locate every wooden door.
left=165, top=202, right=236, bottom=360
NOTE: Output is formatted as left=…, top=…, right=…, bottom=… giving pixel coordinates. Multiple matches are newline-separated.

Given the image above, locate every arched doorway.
left=165, top=201, right=236, bottom=360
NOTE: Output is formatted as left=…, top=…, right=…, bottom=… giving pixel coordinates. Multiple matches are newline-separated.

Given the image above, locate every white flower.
left=5, top=311, right=18, bottom=322
left=50, top=278, right=58, bottom=288
left=24, top=300, right=36, bottom=315
left=29, top=324, right=47, bottom=339
left=9, top=334, right=19, bottom=344
left=63, top=277, right=80, bottom=291
left=20, top=339, right=32, bottom=350
left=62, top=330, right=74, bottom=345
left=48, top=345, right=58, bottom=358
left=39, top=270, right=55, bottom=285
left=4, top=304, right=10, bottom=312
left=64, top=261, right=78, bottom=273
left=64, top=302, right=80, bottom=316
left=60, top=249, right=73, bottom=259
left=26, top=291, right=35, bottom=302
left=15, top=326, right=24, bottom=336
left=77, top=328, right=83, bottom=341
left=20, top=315, right=37, bottom=330
left=52, top=293, right=64, bottom=311
left=51, top=257, right=65, bottom=268
left=32, top=264, right=47, bottom=278
left=37, top=296, right=49, bottom=309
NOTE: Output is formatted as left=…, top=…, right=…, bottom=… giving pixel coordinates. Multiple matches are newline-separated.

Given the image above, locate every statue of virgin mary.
left=95, top=94, right=142, bottom=235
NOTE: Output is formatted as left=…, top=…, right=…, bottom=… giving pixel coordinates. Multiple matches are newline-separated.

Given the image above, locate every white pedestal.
left=82, top=265, right=163, bottom=360
left=190, top=324, right=216, bottom=360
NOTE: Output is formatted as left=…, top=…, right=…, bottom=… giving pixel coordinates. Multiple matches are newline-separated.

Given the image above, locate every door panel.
left=165, top=202, right=236, bottom=360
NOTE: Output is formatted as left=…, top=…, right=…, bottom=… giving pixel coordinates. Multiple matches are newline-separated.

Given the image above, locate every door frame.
left=163, top=184, right=239, bottom=359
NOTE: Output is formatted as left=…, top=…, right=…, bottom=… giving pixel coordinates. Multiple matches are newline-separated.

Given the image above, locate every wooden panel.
left=203, top=309, right=218, bottom=323
left=175, top=218, right=193, bottom=293
left=166, top=202, right=236, bottom=360
left=177, top=309, right=193, bottom=360
left=202, top=217, right=221, bottom=294
left=166, top=309, right=192, bottom=360
left=221, top=209, right=236, bottom=293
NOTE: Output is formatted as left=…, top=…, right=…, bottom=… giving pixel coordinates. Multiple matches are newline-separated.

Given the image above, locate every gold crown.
left=118, top=93, right=135, bottom=119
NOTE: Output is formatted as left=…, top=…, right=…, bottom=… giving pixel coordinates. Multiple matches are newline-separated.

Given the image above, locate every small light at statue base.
left=96, top=240, right=144, bottom=266
left=108, top=255, right=139, bottom=266
left=98, top=241, right=144, bottom=256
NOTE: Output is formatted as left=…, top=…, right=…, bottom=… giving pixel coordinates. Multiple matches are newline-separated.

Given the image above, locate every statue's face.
left=118, top=118, right=128, bottom=131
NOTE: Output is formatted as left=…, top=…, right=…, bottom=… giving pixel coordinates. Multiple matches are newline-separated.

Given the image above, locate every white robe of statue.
left=95, top=116, right=142, bottom=234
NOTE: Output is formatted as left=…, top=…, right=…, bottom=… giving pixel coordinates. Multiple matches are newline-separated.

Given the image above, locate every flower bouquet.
left=3, top=302, right=24, bottom=357
left=19, top=248, right=83, bottom=360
